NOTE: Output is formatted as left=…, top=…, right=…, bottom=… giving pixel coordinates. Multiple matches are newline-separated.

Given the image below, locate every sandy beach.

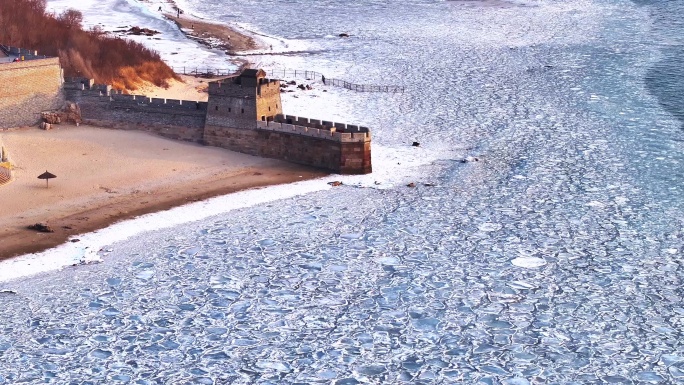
left=0, top=1, right=317, bottom=261
left=0, top=126, right=326, bottom=261
left=165, top=13, right=262, bottom=54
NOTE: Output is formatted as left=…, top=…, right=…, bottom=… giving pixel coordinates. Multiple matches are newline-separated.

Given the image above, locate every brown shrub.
left=0, top=0, right=179, bottom=90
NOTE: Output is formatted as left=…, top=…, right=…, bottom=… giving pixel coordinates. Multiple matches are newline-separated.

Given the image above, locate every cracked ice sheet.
left=2, top=0, right=684, bottom=384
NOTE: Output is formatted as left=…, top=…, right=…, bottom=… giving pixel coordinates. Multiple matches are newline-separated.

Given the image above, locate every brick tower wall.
left=0, top=58, right=64, bottom=129
left=205, top=78, right=283, bottom=130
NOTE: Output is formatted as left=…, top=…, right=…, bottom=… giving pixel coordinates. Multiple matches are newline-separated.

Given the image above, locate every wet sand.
left=165, top=12, right=262, bottom=54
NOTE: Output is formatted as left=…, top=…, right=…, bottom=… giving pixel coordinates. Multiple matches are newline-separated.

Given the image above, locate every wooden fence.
left=266, top=69, right=404, bottom=93
left=171, top=67, right=404, bottom=93
left=172, top=67, right=235, bottom=77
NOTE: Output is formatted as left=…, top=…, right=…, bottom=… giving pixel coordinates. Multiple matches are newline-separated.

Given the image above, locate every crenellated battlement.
left=0, top=45, right=51, bottom=61
left=208, top=77, right=280, bottom=96
left=63, top=78, right=209, bottom=110
left=257, top=120, right=370, bottom=143
left=273, top=114, right=370, bottom=134
left=53, top=68, right=371, bottom=174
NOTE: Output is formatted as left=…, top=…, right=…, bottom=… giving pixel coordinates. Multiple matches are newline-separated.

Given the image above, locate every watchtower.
left=205, top=69, right=283, bottom=129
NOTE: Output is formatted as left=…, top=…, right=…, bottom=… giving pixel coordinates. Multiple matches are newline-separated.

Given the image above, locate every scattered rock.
left=460, top=156, right=480, bottom=163
left=287, top=80, right=297, bottom=85
left=70, top=239, right=80, bottom=243
left=41, top=112, right=61, bottom=124
left=412, top=141, right=420, bottom=147
left=328, top=181, right=343, bottom=187
left=0, top=289, right=17, bottom=295
left=41, top=103, right=82, bottom=127
left=62, top=225, right=73, bottom=230
left=339, top=33, right=350, bottom=38
left=323, top=90, right=328, bottom=92
left=305, top=84, right=313, bottom=90
left=72, top=259, right=102, bottom=267
left=297, top=84, right=306, bottom=90
left=28, top=223, right=54, bottom=233
left=424, top=183, right=436, bottom=187
left=407, top=182, right=416, bottom=188
left=128, top=26, right=160, bottom=36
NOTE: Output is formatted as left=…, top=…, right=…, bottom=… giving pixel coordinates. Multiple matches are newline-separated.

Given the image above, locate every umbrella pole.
left=46, top=179, right=48, bottom=188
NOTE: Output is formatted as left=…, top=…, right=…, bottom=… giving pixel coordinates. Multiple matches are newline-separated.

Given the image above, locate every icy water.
left=2, top=0, right=684, bottom=383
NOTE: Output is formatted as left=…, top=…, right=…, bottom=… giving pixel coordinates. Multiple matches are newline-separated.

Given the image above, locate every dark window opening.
left=261, top=116, right=266, bottom=121
left=268, top=106, right=271, bottom=112
left=241, top=108, right=244, bottom=114
left=228, top=107, right=231, bottom=112
left=215, top=106, right=218, bottom=111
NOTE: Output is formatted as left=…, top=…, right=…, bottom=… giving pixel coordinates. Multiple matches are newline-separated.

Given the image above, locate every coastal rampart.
left=61, top=70, right=372, bottom=174
left=0, top=57, right=64, bottom=129
left=64, top=78, right=207, bottom=142
left=204, top=116, right=371, bottom=174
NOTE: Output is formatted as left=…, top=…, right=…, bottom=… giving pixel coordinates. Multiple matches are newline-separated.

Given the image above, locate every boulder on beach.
left=128, top=26, right=160, bottom=36
left=28, top=223, right=54, bottom=233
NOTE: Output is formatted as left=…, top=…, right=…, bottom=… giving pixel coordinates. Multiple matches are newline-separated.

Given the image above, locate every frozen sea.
left=1, top=0, right=684, bottom=383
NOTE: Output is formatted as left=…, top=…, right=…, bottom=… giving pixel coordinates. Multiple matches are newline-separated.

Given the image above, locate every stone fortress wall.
left=4, top=58, right=372, bottom=174
left=64, top=77, right=207, bottom=142
left=205, top=76, right=283, bottom=130
left=203, top=70, right=371, bottom=174
left=0, top=51, right=64, bottom=129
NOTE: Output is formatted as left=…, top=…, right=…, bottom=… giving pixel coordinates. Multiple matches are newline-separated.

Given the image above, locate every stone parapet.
left=274, top=114, right=370, bottom=134
left=257, top=120, right=371, bottom=143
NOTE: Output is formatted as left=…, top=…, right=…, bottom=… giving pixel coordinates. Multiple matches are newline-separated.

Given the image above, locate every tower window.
left=268, top=106, right=271, bottom=112
left=215, top=106, right=218, bottom=111
left=241, top=108, right=244, bottom=114
left=228, top=108, right=231, bottom=112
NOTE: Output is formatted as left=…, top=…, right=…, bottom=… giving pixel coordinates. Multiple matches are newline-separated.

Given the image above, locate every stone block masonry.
left=202, top=69, right=371, bottom=174
left=0, top=58, right=64, bottom=129
left=61, top=69, right=373, bottom=174
left=204, top=123, right=372, bottom=175
left=64, top=78, right=207, bottom=142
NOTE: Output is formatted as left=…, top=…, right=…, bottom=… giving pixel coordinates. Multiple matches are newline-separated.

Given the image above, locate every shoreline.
left=0, top=3, right=325, bottom=265
left=0, top=126, right=328, bottom=262
left=164, top=13, right=262, bottom=55
left=0, top=3, right=281, bottom=262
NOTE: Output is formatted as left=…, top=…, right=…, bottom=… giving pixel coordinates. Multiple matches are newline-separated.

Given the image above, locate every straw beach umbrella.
left=38, top=170, right=56, bottom=188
